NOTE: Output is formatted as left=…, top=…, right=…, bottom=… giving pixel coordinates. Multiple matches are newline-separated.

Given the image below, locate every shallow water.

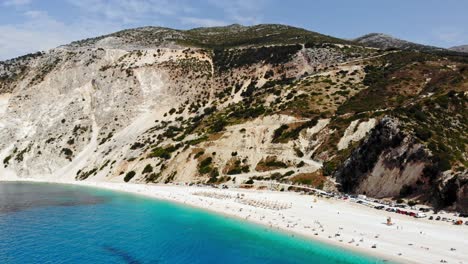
left=0, top=182, right=388, bottom=264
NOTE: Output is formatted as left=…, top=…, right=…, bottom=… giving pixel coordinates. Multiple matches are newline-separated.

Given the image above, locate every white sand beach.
left=3, top=179, right=467, bottom=264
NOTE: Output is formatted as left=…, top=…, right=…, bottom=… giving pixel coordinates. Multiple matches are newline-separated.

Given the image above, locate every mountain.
left=66, top=24, right=347, bottom=50
left=0, top=24, right=467, bottom=212
left=354, top=33, right=446, bottom=52
left=450, top=45, right=468, bottom=53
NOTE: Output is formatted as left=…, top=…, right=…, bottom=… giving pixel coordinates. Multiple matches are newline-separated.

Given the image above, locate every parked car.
left=429, top=216, right=433, bottom=220
left=374, top=206, right=385, bottom=210
left=435, top=216, right=441, bottom=221
left=415, top=213, right=427, bottom=218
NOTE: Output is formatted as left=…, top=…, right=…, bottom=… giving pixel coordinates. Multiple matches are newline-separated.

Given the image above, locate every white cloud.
left=433, top=27, right=466, bottom=45
left=180, top=17, right=227, bottom=27
left=206, top=0, right=266, bottom=25
left=23, top=10, right=47, bottom=18
left=67, top=0, right=267, bottom=27
left=3, top=0, right=32, bottom=6
left=0, top=0, right=270, bottom=60
left=67, top=0, right=180, bottom=22
left=0, top=10, right=121, bottom=60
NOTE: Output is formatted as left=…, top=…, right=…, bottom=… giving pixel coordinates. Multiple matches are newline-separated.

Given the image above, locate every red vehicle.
left=409, top=212, right=416, bottom=217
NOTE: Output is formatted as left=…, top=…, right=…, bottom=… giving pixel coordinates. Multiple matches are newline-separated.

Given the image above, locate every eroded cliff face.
left=335, top=117, right=467, bottom=210
left=432, top=171, right=468, bottom=213
left=0, top=47, right=204, bottom=179
left=336, top=117, right=421, bottom=194
left=1, top=26, right=360, bottom=183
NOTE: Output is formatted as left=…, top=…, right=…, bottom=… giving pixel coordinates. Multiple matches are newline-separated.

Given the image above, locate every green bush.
left=227, top=168, right=242, bottom=175
left=149, top=147, right=171, bottom=159
left=149, top=145, right=180, bottom=159
left=145, top=173, right=161, bottom=183
left=198, top=157, right=213, bottom=174
left=272, top=124, right=288, bottom=142
left=322, top=161, right=336, bottom=176
left=272, top=119, right=318, bottom=143
left=294, top=148, right=304, bottom=157
left=399, top=184, right=414, bottom=197
left=414, top=127, right=431, bottom=141
left=245, top=179, right=254, bottom=184
left=142, top=164, right=153, bottom=174
left=187, top=136, right=208, bottom=146
left=124, top=171, right=136, bottom=182
left=211, top=118, right=227, bottom=132
left=210, top=168, right=219, bottom=178
left=61, top=148, right=73, bottom=156
left=199, top=166, right=212, bottom=174
left=194, top=150, right=205, bottom=159
left=3, top=155, right=11, bottom=166
left=200, top=157, right=212, bottom=168
left=130, top=142, right=145, bottom=150
left=207, top=176, right=218, bottom=183
left=265, top=160, right=287, bottom=168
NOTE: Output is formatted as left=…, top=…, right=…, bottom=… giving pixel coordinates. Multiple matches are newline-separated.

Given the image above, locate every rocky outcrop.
left=334, top=117, right=429, bottom=197
left=334, top=116, right=468, bottom=210
left=432, top=171, right=468, bottom=213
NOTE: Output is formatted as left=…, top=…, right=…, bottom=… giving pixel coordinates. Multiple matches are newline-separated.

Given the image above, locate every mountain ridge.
left=450, top=45, right=468, bottom=53
left=354, top=32, right=446, bottom=52
left=63, top=23, right=349, bottom=51
left=3, top=24, right=462, bottom=63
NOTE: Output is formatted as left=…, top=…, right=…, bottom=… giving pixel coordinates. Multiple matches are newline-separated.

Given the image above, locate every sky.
left=0, top=0, right=467, bottom=60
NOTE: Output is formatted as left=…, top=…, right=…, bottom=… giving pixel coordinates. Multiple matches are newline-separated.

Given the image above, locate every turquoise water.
left=0, top=182, right=389, bottom=264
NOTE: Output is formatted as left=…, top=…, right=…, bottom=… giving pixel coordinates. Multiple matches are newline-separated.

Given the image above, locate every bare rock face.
left=334, top=117, right=429, bottom=197
left=432, top=171, right=468, bottom=213
left=334, top=116, right=468, bottom=210
left=335, top=117, right=408, bottom=195
left=0, top=45, right=216, bottom=180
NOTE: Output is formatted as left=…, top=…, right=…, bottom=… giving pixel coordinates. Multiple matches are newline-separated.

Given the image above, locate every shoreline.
left=2, top=178, right=467, bottom=264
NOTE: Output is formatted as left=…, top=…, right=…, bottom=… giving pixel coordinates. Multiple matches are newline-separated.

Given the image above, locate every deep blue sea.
left=0, top=182, right=389, bottom=264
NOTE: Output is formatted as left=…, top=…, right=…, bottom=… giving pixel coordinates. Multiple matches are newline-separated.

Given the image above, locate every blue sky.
left=1, top=0, right=467, bottom=60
